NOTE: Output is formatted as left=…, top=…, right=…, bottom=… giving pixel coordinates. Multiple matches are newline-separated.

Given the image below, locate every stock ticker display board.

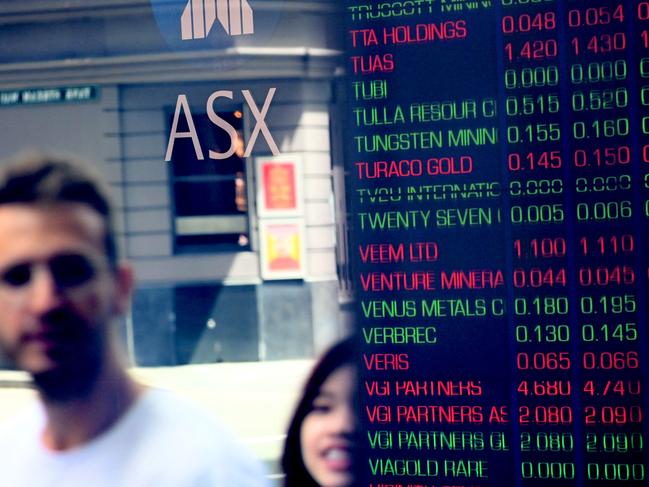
left=344, top=0, right=649, bottom=485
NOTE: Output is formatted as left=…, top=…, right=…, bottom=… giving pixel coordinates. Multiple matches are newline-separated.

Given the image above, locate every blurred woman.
left=282, top=338, right=357, bottom=487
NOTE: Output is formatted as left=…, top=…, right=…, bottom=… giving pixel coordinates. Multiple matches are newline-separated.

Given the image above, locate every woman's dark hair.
left=282, top=336, right=358, bottom=487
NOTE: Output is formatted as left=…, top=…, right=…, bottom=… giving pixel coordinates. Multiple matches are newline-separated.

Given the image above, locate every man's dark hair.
left=0, top=153, right=118, bottom=267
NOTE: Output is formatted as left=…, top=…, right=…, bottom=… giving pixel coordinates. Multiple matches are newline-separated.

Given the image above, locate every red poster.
left=262, top=162, right=296, bottom=211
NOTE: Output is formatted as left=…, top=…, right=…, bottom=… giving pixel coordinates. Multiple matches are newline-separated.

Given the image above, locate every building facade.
left=0, top=0, right=350, bottom=365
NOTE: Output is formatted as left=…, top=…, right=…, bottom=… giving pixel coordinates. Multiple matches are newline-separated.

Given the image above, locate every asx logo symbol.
left=181, top=0, right=254, bottom=40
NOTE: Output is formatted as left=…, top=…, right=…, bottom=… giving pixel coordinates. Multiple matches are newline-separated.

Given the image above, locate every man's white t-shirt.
left=0, top=388, right=269, bottom=487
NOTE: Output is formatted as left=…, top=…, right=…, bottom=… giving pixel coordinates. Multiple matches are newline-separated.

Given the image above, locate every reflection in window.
left=168, top=110, right=249, bottom=252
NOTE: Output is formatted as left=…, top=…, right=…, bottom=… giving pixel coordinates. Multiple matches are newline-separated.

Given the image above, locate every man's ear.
left=113, top=262, right=135, bottom=315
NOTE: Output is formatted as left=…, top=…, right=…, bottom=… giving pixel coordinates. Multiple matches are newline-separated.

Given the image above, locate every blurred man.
left=0, top=153, right=268, bottom=486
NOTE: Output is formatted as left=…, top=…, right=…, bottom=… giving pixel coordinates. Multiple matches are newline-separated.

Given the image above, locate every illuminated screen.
left=344, top=1, right=649, bottom=485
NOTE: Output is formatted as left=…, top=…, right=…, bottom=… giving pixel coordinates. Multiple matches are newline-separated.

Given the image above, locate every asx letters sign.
left=181, top=0, right=254, bottom=39
left=165, top=88, right=280, bottom=161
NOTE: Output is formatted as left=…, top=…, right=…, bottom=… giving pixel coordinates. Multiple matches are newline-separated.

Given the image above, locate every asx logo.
left=181, top=0, right=254, bottom=40
left=165, top=88, right=280, bottom=161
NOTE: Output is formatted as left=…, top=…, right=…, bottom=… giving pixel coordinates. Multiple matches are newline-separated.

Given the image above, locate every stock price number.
left=518, top=379, right=571, bottom=396
left=573, top=145, right=630, bottom=167
left=521, top=432, right=574, bottom=452
left=505, top=65, right=559, bottom=89
left=505, top=39, right=557, bottom=62
left=640, top=2, right=649, bottom=20
left=501, top=11, right=556, bottom=34
left=583, top=379, right=642, bottom=397
left=571, top=87, right=628, bottom=111
left=515, top=296, right=568, bottom=315
left=640, top=85, right=649, bottom=107
left=509, top=179, right=563, bottom=197
left=640, top=57, right=649, bottom=79
left=570, top=59, right=627, bottom=84
left=580, top=294, right=636, bottom=314
left=519, top=405, right=573, bottom=425
left=515, top=323, right=570, bottom=343
left=508, top=150, right=562, bottom=171
left=642, top=29, right=649, bottom=49
left=644, top=174, right=649, bottom=216
left=573, top=118, right=630, bottom=139
left=575, top=200, right=632, bottom=222
left=513, top=267, right=566, bottom=288
left=578, top=265, right=635, bottom=287
left=521, top=462, right=575, bottom=481
left=567, top=5, right=625, bottom=28
left=575, top=174, right=631, bottom=193
left=501, top=0, right=554, bottom=5
left=581, top=322, right=638, bottom=342
left=639, top=115, right=649, bottom=134
left=582, top=350, right=639, bottom=370
left=579, top=234, right=634, bottom=256
left=508, top=122, right=560, bottom=143
left=587, top=463, right=646, bottom=482
left=586, top=432, right=644, bottom=454
left=514, top=237, right=566, bottom=259
left=511, top=203, right=564, bottom=224
left=506, top=93, right=559, bottom=116
left=517, top=351, right=570, bottom=371
left=584, top=405, right=643, bottom=426
left=571, top=32, right=627, bottom=56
